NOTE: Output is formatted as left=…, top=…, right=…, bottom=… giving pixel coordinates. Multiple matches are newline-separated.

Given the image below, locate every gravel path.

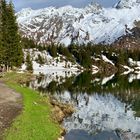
left=0, top=82, right=22, bottom=139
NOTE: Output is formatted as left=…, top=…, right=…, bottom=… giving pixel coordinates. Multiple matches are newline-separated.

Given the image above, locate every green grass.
left=3, top=73, right=61, bottom=140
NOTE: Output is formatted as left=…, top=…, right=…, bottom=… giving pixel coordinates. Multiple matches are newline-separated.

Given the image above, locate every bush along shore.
left=1, top=72, right=74, bottom=140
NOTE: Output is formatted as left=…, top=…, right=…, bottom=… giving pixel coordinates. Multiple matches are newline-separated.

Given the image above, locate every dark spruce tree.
left=7, top=1, right=23, bottom=68
left=0, top=0, right=2, bottom=66
left=0, top=0, right=23, bottom=71
left=26, top=52, right=33, bottom=72
left=0, top=0, right=7, bottom=68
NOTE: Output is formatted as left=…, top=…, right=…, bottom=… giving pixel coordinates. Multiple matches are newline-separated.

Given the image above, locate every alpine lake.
left=27, top=70, right=140, bottom=140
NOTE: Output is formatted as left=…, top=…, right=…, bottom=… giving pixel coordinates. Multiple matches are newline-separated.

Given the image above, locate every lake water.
left=28, top=71, right=140, bottom=140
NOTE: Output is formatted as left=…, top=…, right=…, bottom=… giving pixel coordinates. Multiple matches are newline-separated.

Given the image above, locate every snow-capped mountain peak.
left=17, top=1, right=140, bottom=46
left=115, top=0, right=140, bottom=9
left=17, top=7, right=33, bottom=18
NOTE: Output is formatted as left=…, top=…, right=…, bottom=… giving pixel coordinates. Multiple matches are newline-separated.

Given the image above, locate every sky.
left=10, top=0, right=119, bottom=11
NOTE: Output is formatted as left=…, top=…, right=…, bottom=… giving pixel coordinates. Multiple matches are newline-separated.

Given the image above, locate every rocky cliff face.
left=16, top=0, right=140, bottom=46
left=113, top=26, right=140, bottom=49
left=115, top=0, right=140, bottom=9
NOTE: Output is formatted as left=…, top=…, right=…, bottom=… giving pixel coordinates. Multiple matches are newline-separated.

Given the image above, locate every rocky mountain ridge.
left=17, top=0, right=140, bottom=46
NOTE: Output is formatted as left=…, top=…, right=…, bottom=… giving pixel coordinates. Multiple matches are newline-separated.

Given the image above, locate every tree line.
left=0, top=0, right=23, bottom=71
left=22, top=37, right=140, bottom=69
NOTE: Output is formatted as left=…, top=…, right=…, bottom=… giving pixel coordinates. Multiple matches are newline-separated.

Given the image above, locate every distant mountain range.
left=17, top=0, right=140, bottom=46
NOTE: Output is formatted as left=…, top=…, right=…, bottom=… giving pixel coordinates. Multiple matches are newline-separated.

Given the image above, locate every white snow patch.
left=101, top=74, right=115, bottom=85
left=128, top=73, right=140, bottom=83
left=121, top=65, right=134, bottom=75
left=20, top=49, right=82, bottom=75
left=101, top=55, right=115, bottom=66
left=129, top=58, right=140, bottom=67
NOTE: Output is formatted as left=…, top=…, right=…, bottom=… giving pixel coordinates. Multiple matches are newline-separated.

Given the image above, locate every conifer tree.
left=26, top=52, right=33, bottom=72
left=0, top=0, right=7, bottom=67
left=7, top=1, right=23, bottom=68
left=0, top=0, right=3, bottom=65
left=37, top=54, right=45, bottom=65
left=0, top=0, right=23, bottom=71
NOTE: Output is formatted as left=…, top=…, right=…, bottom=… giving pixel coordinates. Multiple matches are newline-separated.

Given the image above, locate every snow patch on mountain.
left=101, top=55, right=115, bottom=66
left=115, top=0, right=140, bottom=9
left=20, top=49, right=84, bottom=74
left=17, top=1, right=140, bottom=46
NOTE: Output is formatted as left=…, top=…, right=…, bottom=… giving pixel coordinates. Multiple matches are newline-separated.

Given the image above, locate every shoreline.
left=1, top=70, right=140, bottom=139
left=0, top=72, right=65, bottom=140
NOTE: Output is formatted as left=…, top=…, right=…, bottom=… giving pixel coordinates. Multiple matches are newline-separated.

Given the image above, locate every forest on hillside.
left=22, top=37, right=140, bottom=70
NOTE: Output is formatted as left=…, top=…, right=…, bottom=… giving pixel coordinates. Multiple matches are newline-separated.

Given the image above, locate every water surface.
left=28, top=71, right=140, bottom=140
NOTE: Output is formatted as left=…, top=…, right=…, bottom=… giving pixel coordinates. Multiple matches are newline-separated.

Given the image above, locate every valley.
left=0, top=0, right=140, bottom=140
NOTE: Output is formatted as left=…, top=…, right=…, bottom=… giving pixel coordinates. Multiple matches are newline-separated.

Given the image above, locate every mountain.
left=113, top=26, right=140, bottom=49
left=17, top=0, right=140, bottom=46
left=115, top=0, right=140, bottom=9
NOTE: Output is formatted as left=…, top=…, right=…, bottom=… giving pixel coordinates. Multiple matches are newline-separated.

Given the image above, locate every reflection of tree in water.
left=29, top=71, right=140, bottom=117
left=132, top=98, right=140, bottom=117
left=69, top=72, right=93, bottom=93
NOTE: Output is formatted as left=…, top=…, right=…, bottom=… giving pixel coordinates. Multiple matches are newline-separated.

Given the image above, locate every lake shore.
left=0, top=72, right=67, bottom=140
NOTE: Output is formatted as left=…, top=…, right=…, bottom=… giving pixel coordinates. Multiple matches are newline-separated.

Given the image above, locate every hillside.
left=17, top=0, right=140, bottom=46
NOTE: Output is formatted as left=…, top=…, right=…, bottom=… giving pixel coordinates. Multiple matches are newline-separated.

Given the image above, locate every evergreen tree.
left=36, top=54, right=45, bottom=65
left=0, top=0, right=7, bottom=67
left=26, top=52, right=33, bottom=71
left=48, top=44, right=57, bottom=57
left=0, top=0, right=3, bottom=66
left=0, top=0, right=23, bottom=71
left=6, top=1, right=23, bottom=68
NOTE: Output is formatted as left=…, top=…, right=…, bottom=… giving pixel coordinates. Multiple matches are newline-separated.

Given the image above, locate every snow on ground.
left=20, top=49, right=81, bottom=75
left=129, top=58, right=140, bottom=67
left=20, top=49, right=83, bottom=87
left=32, top=61, right=79, bottom=75
left=121, top=65, right=134, bottom=75
left=121, top=58, right=140, bottom=75
left=128, top=73, right=140, bottom=83
left=101, top=74, right=115, bottom=85
left=92, top=65, right=99, bottom=74
left=101, top=55, right=115, bottom=66
left=29, top=70, right=80, bottom=90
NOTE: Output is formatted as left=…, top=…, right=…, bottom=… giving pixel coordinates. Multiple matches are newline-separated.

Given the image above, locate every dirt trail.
left=0, top=82, right=22, bottom=139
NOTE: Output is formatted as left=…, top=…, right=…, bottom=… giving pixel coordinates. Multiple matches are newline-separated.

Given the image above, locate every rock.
left=50, top=98, right=75, bottom=122
left=63, top=105, right=75, bottom=117
left=52, top=106, right=65, bottom=123
left=60, top=128, right=66, bottom=136
left=50, top=96, right=75, bottom=124
left=58, top=136, right=64, bottom=140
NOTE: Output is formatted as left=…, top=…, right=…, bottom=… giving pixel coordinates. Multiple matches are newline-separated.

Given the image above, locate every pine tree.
left=37, top=54, right=45, bottom=65
left=0, top=0, right=8, bottom=68
left=48, top=44, right=57, bottom=57
left=26, top=52, right=33, bottom=72
left=0, top=0, right=23, bottom=71
left=6, top=1, right=23, bottom=68
left=0, top=0, right=3, bottom=66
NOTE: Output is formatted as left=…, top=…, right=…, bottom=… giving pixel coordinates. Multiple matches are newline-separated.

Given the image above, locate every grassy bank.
left=2, top=72, right=61, bottom=140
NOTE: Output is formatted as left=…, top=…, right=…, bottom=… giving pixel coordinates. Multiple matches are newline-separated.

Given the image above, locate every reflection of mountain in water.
left=60, top=92, right=140, bottom=134
left=28, top=71, right=140, bottom=139
left=65, top=130, right=121, bottom=140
